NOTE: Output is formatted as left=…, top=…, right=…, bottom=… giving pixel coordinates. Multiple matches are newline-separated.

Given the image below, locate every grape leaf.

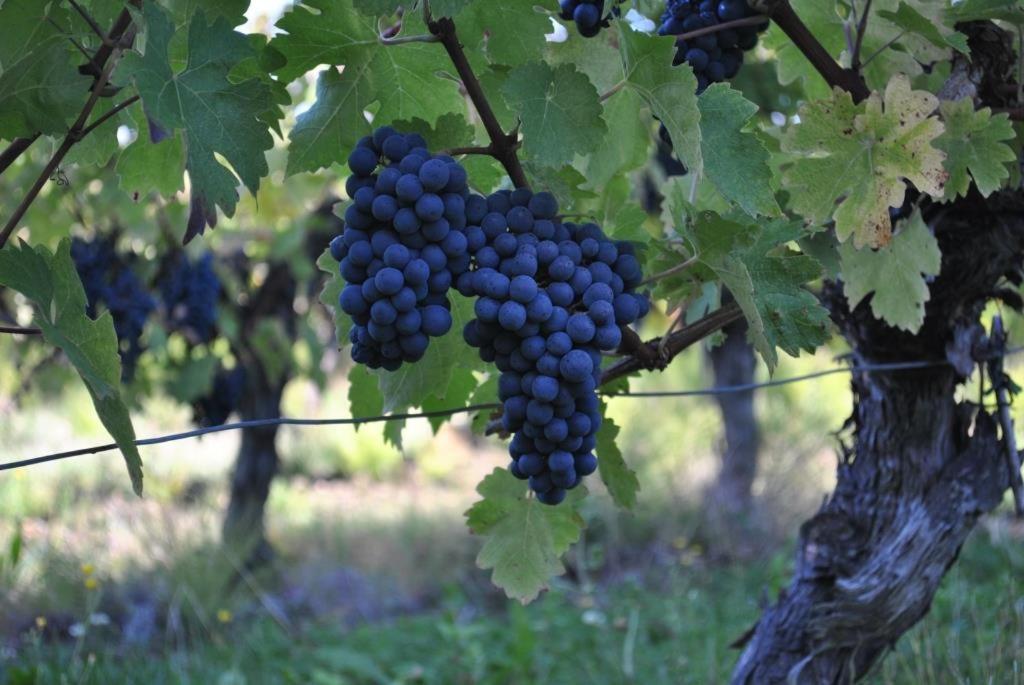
left=781, top=74, right=947, bottom=249
left=934, top=99, right=1017, bottom=200
left=618, top=25, right=701, bottom=178
left=287, top=68, right=373, bottom=176
left=116, top=105, right=186, bottom=198
left=351, top=0, right=402, bottom=15
left=271, top=0, right=463, bottom=174
left=434, top=0, right=475, bottom=18
left=123, top=3, right=277, bottom=240
left=0, top=0, right=91, bottom=138
left=698, top=84, right=780, bottom=218
left=0, top=240, right=143, bottom=495
left=317, top=248, right=352, bottom=347
left=373, top=296, right=482, bottom=413
left=596, top=407, right=639, bottom=510
left=501, top=61, right=606, bottom=168
left=468, top=375, right=499, bottom=434
left=947, top=0, right=1024, bottom=24
left=520, top=163, right=595, bottom=210
left=456, top=0, right=549, bottom=67
left=838, top=209, right=941, bottom=333
left=585, top=88, right=650, bottom=190
left=877, top=3, right=969, bottom=54
left=390, top=113, right=475, bottom=151
left=683, top=213, right=829, bottom=371
left=421, top=368, right=479, bottom=433
left=348, top=364, right=383, bottom=429
left=465, top=468, right=586, bottom=603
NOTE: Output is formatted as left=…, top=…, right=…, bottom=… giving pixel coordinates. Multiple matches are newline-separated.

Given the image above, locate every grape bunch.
left=657, top=0, right=768, bottom=92
left=331, top=126, right=473, bottom=371
left=71, top=236, right=156, bottom=379
left=458, top=188, right=649, bottom=504
left=159, top=252, right=220, bottom=344
left=558, top=0, right=620, bottom=38
left=194, top=365, right=247, bottom=427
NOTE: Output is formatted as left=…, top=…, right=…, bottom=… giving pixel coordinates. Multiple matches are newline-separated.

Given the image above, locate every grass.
left=2, top=531, right=1022, bottom=684
left=2, top=344, right=1024, bottom=683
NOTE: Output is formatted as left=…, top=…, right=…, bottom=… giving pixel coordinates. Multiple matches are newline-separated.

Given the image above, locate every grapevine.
left=557, top=0, right=623, bottom=38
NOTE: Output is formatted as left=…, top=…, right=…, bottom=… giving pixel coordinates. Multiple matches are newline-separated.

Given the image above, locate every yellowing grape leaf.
left=934, top=99, right=1017, bottom=200
left=782, top=74, right=947, bottom=248
left=466, top=469, right=586, bottom=603
left=839, top=209, right=941, bottom=332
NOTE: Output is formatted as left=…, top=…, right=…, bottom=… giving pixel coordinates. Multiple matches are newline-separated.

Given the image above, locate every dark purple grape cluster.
left=159, top=252, right=220, bottom=344
left=332, top=126, right=473, bottom=370
left=558, top=0, right=620, bottom=37
left=194, top=365, right=247, bottom=427
left=458, top=189, right=649, bottom=505
left=658, top=0, right=768, bottom=92
left=71, top=236, right=156, bottom=379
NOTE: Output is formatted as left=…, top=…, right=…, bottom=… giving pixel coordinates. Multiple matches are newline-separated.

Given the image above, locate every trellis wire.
left=3, top=349, right=1022, bottom=473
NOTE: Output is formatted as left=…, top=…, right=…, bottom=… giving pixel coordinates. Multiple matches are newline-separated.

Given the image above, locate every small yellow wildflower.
left=216, top=609, right=233, bottom=624
left=35, top=616, right=47, bottom=630
left=80, top=563, right=95, bottom=576
left=84, top=577, right=99, bottom=591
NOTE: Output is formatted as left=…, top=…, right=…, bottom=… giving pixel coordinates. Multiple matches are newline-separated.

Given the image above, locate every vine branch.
left=426, top=15, right=530, bottom=188
left=850, top=0, right=873, bottom=70
left=0, top=2, right=139, bottom=249
left=0, top=135, right=40, bottom=176
left=760, top=0, right=870, bottom=102
left=0, top=325, right=42, bottom=336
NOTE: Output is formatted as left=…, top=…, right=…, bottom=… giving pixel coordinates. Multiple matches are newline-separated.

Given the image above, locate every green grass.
left=2, top=531, right=1022, bottom=685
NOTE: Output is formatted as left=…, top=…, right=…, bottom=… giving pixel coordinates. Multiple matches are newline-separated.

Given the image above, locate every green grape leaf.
left=373, top=296, right=482, bottom=413
left=605, top=202, right=649, bottom=244
left=421, top=368, right=479, bottom=433
left=317, top=248, right=351, bottom=347
left=390, top=113, right=475, bottom=151
left=935, top=99, right=1017, bottom=200
left=468, top=375, right=499, bottom=434
left=116, top=105, right=186, bottom=198
left=585, top=88, right=650, bottom=190
left=521, top=163, right=595, bottom=210
left=683, top=213, right=829, bottom=371
left=877, top=3, right=969, bottom=53
left=465, top=468, right=586, bottom=603
left=0, top=0, right=91, bottom=138
left=287, top=68, right=372, bottom=176
left=618, top=25, right=702, bottom=177
left=165, top=354, right=218, bottom=404
left=596, top=407, right=639, bottom=510
left=123, top=3, right=277, bottom=233
left=433, top=0, right=475, bottom=17
left=348, top=364, right=384, bottom=429
left=456, top=0, right=549, bottom=66
left=947, top=0, right=1024, bottom=24
left=697, top=84, right=780, bottom=218
left=0, top=240, right=143, bottom=495
left=351, top=0, right=402, bottom=15
left=272, top=0, right=463, bottom=174
left=838, top=209, right=941, bottom=333
left=501, top=61, right=606, bottom=168
left=782, top=74, right=947, bottom=249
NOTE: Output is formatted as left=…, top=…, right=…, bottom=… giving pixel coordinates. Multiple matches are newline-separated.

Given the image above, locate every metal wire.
left=3, top=349, right=1022, bottom=473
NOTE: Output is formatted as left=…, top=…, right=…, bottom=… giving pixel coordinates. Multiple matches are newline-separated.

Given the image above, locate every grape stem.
left=676, top=15, right=770, bottom=42
left=483, top=302, right=745, bottom=435
left=850, top=0, right=873, bottom=71
left=599, top=80, right=626, bottom=102
left=426, top=15, right=530, bottom=189
left=638, top=255, right=698, bottom=287
left=0, top=135, right=40, bottom=176
left=379, top=33, right=440, bottom=45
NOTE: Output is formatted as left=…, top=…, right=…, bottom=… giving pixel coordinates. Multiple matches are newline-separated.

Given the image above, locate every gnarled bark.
left=731, top=190, right=1024, bottom=683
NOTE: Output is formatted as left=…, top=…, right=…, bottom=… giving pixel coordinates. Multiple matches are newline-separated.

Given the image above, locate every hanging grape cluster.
left=159, top=252, right=221, bottom=344
left=194, top=365, right=247, bottom=427
left=459, top=189, right=649, bottom=505
left=658, top=0, right=769, bottom=92
left=331, top=129, right=650, bottom=504
left=71, top=237, right=156, bottom=379
left=558, top=0, right=622, bottom=37
left=332, top=127, right=473, bottom=371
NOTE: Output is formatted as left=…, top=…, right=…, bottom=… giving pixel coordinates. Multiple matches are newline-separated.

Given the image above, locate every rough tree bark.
left=730, top=21, right=1023, bottom=683
left=221, top=260, right=298, bottom=564
left=731, top=190, right=1024, bottom=683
